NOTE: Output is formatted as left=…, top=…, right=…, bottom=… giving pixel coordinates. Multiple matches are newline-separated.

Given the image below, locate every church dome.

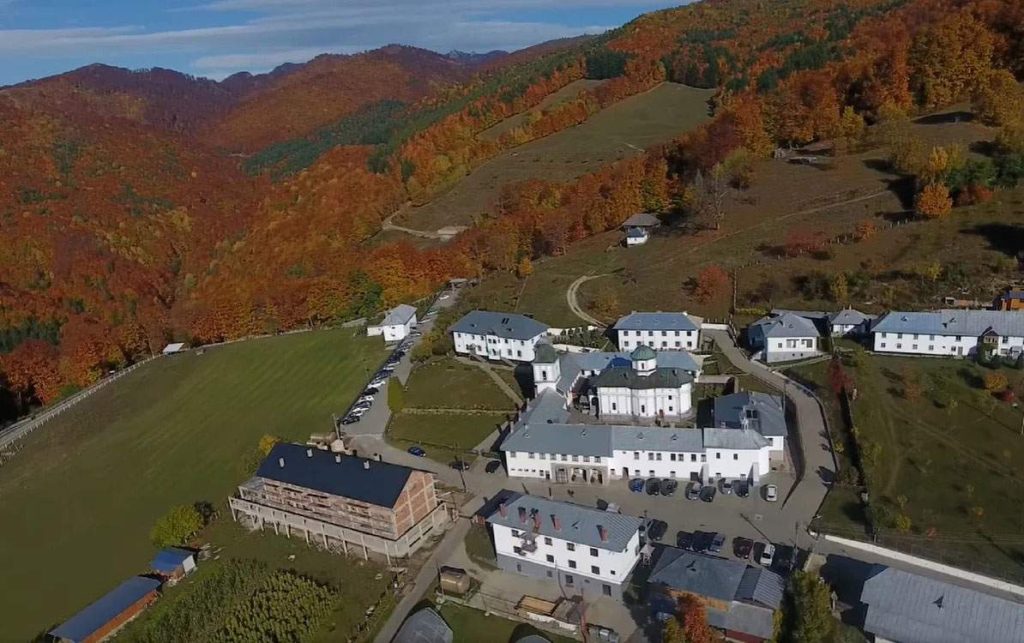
left=630, top=345, right=656, bottom=361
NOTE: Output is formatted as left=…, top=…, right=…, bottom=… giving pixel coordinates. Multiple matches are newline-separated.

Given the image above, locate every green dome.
left=630, top=344, right=656, bottom=361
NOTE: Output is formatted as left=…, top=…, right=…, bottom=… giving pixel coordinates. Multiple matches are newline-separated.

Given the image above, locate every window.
left=572, top=455, right=579, bottom=462
left=648, top=453, right=654, bottom=461
left=675, top=341, right=681, bottom=348
left=912, top=345, right=917, bottom=350
left=929, top=334, right=935, bottom=340
left=568, top=560, right=577, bottom=569
left=929, top=345, right=934, bottom=351
left=716, top=453, right=721, bottom=459
left=567, top=543, right=576, bottom=552
left=511, top=529, right=520, bottom=537
left=561, top=454, right=567, bottom=461
left=517, top=564, right=522, bottom=572
left=529, top=453, right=535, bottom=459
left=881, top=332, right=887, bottom=338
left=670, top=453, right=676, bottom=461
left=611, top=402, right=617, bottom=412
left=603, top=584, right=612, bottom=596
left=547, top=570, right=553, bottom=578
left=590, top=547, right=599, bottom=557
left=540, top=453, right=546, bottom=460
left=591, top=565, right=600, bottom=574
left=662, top=341, right=667, bottom=348
left=546, top=554, right=555, bottom=563
left=517, top=350, right=522, bottom=358
left=594, top=456, right=602, bottom=463
left=541, top=370, right=548, bottom=380
left=544, top=537, right=552, bottom=545
left=565, top=575, right=574, bottom=585
left=656, top=453, right=662, bottom=461
left=610, top=570, right=617, bottom=576
left=896, top=344, right=902, bottom=349
left=897, top=333, right=903, bottom=339
left=690, top=454, right=697, bottom=462
left=668, top=395, right=673, bottom=400
left=633, top=452, right=640, bottom=460
left=661, top=330, right=667, bottom=336
left=956, top=335, right=962, bottom=341
left=669, top=406, right=674, bottom=412
left=913, top=334, right=919, bottom=339
left=880, top=343, right=886, bottom=348
left=733, top=454, right=739, bottom=460
left=701, top=454, right=707, bottom=462
left=514, top=547, right=523, bottom=555
left=583, top=455, right=590, bottom=463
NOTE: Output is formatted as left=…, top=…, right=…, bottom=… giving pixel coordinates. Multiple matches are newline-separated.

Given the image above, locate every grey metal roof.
left=621, top=212, right=661, bottom=228
left=736, top=566, right=785, bottom=608
left=613, top=426, right=705, bottom=452
left=750, top=312, right=821, bottom=339
left=502, top=422, right=613, bottom=457
left=872, top=309, right=1024, bottom=338
left=450, top=310, right=549, bottom=340
left=614, top=312, right=700, bottom=332
left=860, top=565, right=1024, bottom=643
left=487, top=493, right=643, bottom=552
left=393, top=608, right=453, bottom=643
left=702, top=427, right=770, bottom=449
left=380, top=304, right=417, bottom=326
left=534, top=342, right=558, bottom=364
left=591, top=366, right=693, bottom=390
left=521, top=389, right=571, bottom=425
left=725, top=601, right=778, bottom=640
left=827, top=308, right=870, bottom=326
left=649, top=548, right=747, bottom=601
left=713, top=392, right=787, bottom=436
left=256, top=443, right=415, bottom=508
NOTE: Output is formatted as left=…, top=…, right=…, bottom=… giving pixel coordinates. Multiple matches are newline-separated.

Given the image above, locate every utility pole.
left=453, top=440, right=467, bottom=491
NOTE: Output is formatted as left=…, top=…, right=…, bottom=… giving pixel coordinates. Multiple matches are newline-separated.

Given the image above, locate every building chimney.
left=376, top=453, right=383, bottom=462
left=278, top=457, right=285, bottom=468
left=532, top=513, right=541, bottom=532
left=335, top=454, right=342, bottom=464
left=518, top=507, right=528, bottom=523
left=552, top=514, right=561, bottom=531
left=306, top=448, right=313, bottom=457
left=499, top=502, right=508, bottom=518
left=598, top=525, right=608, bottom=542
left=363, top=460, right=370, bottom=470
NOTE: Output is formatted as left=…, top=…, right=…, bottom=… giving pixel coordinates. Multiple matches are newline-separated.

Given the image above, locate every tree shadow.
left=914, top=110, right=975, bottom=125
left=963, top=223, right=1024, bottom=258
left=969, top=140, right=998, bottom=157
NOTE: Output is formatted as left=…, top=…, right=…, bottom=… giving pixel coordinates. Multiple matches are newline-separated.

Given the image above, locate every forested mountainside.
left=2, top=0, right=1022, bottom=422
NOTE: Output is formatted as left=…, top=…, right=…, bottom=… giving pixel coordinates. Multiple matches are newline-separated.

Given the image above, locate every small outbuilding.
left=161, top=342, right=187, bottom=356
left=366, top=304, right=418, bottom=343
left=393, top=607, right=453, bottom=643
left=620, top=212, right=660, bottom=247
left=150, top=547, right=197, bottom=582
left=49, top=576, right=161, bottom=643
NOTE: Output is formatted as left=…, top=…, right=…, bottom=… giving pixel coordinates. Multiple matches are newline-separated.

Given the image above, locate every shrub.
left=915, top=183, right=952, bottom=219
left=983, top=371, right=1008, bottom=392
left=150, top=504, right=203, bottom=548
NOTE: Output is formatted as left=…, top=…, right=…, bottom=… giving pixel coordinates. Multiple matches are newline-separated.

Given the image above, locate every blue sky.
left=0, top=1, right=685, bottom=86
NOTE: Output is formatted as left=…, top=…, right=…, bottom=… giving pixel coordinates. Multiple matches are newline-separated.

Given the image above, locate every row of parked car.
left=671, top=530, right=789, bottom=570
left=338, top=338, right=414, bottom=426
left=630, top=477, right=778, bottom=502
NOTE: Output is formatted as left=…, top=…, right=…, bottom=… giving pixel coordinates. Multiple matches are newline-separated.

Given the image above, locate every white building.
left=487, top=493, right=644, bottom=600
left=827, top=308, right=873, bottom=338
left=621, top=212, right=660, bottom=246
left=533, top=344, right=701, bottom=420
left=748, top=311, right=823, bottom=363
left=613, top=311, right=703, bottom=351
left=450, top=311, right=549, bottom=362
left=871, top=309, right=1024, bottom=358
left=366, top=304, right=418, bottom=342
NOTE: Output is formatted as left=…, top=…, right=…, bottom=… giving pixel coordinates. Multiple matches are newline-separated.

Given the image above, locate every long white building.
left=486, top=493, right=644, bottom=600
left=613, top=311, right=703, bottom=351
left=366, top=304, right=418, bottom=342
left=872, top=309, right=1024, bottom=358
left=450, top=310, right=549, bottom=362
left=747, top=311, right=823, bottom=363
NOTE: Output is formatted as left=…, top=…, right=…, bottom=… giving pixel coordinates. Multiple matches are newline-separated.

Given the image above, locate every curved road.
left=566, top=274, right=609, bottom=327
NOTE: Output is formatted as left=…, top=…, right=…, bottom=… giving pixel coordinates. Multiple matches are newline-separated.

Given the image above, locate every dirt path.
left=566, top=274, right=609, bottom=327
left=381, top=207, right=444, bottom=239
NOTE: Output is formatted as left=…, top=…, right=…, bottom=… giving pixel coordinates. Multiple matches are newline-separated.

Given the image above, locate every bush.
left=150, top=504, right=203, bottom=548
left=983, top=371, right=1008, bottom=392
left=915, top=183, right=952, bottom=219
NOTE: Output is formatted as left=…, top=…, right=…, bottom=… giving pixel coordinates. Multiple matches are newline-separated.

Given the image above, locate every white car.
left=765, top=484, right=778, bottom=502
left=348, top=406, right=369, bottom=417
left=357, top=394, right=375, bottom=404
left=759, top=543, right=776, bottom=567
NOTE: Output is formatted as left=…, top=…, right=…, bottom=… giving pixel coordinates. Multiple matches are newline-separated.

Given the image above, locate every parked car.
left=686, top=481, right=702, bottom=501
left=348, top=407, right=369, bottom=417
left=660, top=479, right=678, bottom=496
left=645, top=478, right=661, bottom=495
left=340, top=415, right=361, bottom=425
left=676, top=531, right=694, bottom=550
left=629, top=478, right=645, bottom=493
left=407, top=446, right=426, bottom=457
left=605, top=503, right=621, bottom=513
left=733, top=537, right=754, bottom=560
left=772, top=544, right=795, bottom=573
left=450, top=460, right=471, bottom=471
left=363, top=387, right=379, bottom=396
left=737, top=481, right=750, bottom=498
left=357, top=394, right=375, bottom=404
left=485, top=460, right=502, bottom=474
left=439, top=293, right=450, bottom=300
left=765, top=485, right=778, bottom=502
left=709, top=533, right=726, bottom=554
left=410, top=330, right=422, bottom=338
left=720, top=479, right=734, bottom=495
left=699, top=485, right=717, bottom=503
left=759, top=543, right=776, bottom=567
left=691, top=531, right=712, bottom=553
left=645, top=519, right=668, bottom=542
left=351, top=401, right=372, bottom=410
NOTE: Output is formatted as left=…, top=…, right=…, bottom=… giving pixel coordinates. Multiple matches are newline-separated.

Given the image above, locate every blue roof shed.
left=150, top=548, right=194, bottom=574
left=50, top=576, right=161, bottom=642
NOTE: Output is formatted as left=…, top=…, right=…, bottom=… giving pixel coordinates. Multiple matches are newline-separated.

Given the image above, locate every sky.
left=0, top=0, right=685, bottom=86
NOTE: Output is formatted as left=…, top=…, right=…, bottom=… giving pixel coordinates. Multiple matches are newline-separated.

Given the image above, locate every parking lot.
left=336, top=286, right=462, bottom=437
left=516, top=471, right=804, bottom=573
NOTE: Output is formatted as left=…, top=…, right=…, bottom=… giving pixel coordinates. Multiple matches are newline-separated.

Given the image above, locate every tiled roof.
left=860, top=565, right=1024, bottom=643
left=450, top=310, right=549, bottom=340
left=255, top=443, right=416, bottom=508
left=713, top=392, right=787, bottom=437
left=487, top=493, right=643, bottom=552
left=614, top=312, right=701, bottom=332
left=872, top=309, right=1024, bottom=338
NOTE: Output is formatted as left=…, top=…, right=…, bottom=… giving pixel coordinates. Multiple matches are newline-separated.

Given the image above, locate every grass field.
left=437, top=603, right=577, bottom=643
left=403, top=358, right=516, bottom=410
left=120, top=519, right=393, bottom=643
left=478, top=78, right=606, bottom=141
left=462, top=112, right=1018, bottom=328
left=793, top=352, right=1024, bottom=581
left=394, top=83, right=714, bottom=232
left=387, top=411, right=507, bottom=464
left=0, top=329, right=384, bottom=641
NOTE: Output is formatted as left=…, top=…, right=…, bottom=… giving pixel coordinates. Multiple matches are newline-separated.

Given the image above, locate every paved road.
left=706, top=328, right=834, bottom=542
left=373, top=517, right=472, bottom=643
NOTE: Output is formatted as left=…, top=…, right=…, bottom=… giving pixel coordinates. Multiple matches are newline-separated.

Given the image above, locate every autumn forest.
left=1, top=0, right=1023, bottom=422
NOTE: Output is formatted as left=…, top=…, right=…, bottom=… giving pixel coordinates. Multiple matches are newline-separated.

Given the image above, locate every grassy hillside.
left=393, top=82, right=714, bottom=232
left=0, top=329, right=383, bottom=641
